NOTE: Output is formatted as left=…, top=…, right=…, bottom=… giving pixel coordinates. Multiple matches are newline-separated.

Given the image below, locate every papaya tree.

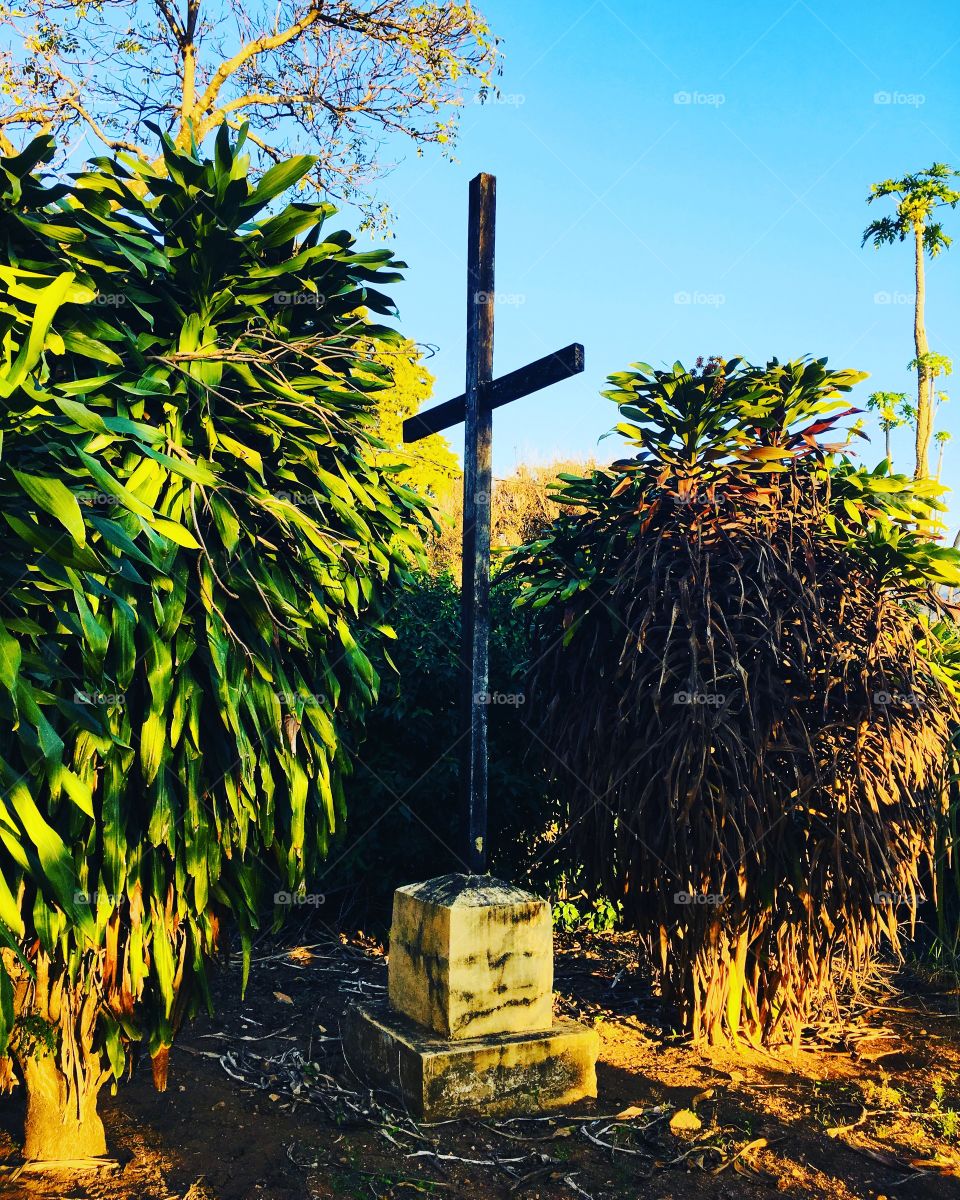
left=866, top=390, right=910, bottom=467
left=0, top=128, right=430, bottom=1158
left=863, top=164, right=960, bottom=478
left=508, top=356, right=960, bottom=1046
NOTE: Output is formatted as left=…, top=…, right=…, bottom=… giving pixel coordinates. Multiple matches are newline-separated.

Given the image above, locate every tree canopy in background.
left=425, top=460, right=595, bottom=578
left=0, top=0, right=498, bottom=221
left=371, top=338, right=460, bottom=504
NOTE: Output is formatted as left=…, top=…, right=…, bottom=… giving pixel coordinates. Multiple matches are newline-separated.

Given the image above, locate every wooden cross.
left=403, top=173, right=584, bottom=875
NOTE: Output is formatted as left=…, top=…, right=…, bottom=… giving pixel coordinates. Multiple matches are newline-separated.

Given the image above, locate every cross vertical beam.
left=461, top=173, right=496, bottom=875
left=402, top=172, right=584, bottom=876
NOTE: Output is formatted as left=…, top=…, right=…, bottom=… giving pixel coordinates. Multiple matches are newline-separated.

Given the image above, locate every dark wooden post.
left=402, top=173, right=583, bottom=877
left=461, top=173, right=496, bottom=874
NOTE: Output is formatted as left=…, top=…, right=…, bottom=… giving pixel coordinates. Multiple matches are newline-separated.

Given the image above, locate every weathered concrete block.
left=343, top=1000, right=598, bottom=1121
left=388, top=874, right=553, bottom=1039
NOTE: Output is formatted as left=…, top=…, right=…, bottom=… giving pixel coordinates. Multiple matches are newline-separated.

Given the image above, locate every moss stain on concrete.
left=388, top=874, right=553, bottom=1040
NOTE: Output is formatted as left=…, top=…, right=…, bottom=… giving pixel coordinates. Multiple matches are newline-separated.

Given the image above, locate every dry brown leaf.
left=273, top=991, right=294, bottom=1005
left=713, top=1137, right=769, bottom=1176
left=909, top=1149, right=960, bottom=1178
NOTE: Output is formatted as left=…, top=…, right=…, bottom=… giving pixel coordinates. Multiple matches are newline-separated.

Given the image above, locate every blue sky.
left=349, top=0, right=960, bottom=508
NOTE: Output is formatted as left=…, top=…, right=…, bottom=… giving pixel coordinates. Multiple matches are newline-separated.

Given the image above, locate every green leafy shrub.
left=552, top=895, right=622, bottom=933
left=325, top=571, right=570, bottom=926
left=508, top=355, right=960, bottom=1047
left=0, top=129, right=428, bottom=1157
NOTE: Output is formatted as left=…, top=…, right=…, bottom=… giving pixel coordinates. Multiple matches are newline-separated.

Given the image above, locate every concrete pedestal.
left=344, top=1000, right=598, bottom=1120
left=345, top=874, right=599, bottom=1121
left=388, top=874, right=554, bottom=1039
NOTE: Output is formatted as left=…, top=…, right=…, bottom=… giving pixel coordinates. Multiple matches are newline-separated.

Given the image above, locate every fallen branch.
left=0, top=1157, right=121, bottom=1174
left=286, top=1142, right=452, bottom=1190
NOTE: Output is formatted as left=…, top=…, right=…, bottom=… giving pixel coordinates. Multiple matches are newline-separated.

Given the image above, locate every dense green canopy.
left=0, top=127, right=429, bottom=1154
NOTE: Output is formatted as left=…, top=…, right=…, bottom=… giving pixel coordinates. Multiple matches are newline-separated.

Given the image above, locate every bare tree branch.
left=0, top=0, right=496, bottom=220
left=195, top=2, right=329, bottom=114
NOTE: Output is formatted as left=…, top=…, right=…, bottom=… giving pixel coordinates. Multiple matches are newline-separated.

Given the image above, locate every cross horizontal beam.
left=402, top=343, right=585, bottom=444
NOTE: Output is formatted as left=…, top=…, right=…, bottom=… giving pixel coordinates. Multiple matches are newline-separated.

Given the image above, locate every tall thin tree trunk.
left=914, top=221, right=932, bottom=478
left=885, top=426, right=892, bottom=465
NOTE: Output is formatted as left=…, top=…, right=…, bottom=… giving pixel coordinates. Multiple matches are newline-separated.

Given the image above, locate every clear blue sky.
left=349, top=0, right=960, bottom=508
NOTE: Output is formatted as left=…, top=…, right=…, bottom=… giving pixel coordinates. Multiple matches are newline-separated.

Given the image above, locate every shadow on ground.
left=1, top=930, right=959, bottom=1200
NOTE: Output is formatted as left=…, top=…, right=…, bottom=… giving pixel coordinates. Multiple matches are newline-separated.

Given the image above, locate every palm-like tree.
left=0, top=130, right=431, bottom=1159
left=936, top=427, right=952, bottom=480
left=863, top=164, right=960, bottom=479
left=866, top=390, right=910, bottom=466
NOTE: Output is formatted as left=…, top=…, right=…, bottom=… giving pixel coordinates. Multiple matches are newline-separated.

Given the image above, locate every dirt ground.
left=2, top=928, right=960, bottom=1200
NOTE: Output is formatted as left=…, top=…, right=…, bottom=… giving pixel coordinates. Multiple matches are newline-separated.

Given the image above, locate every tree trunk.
left=21, top=1052, right=107, bottom=1162
left=178, top=43, right=197, bottom=147
left=3, top=949, right=110, bottom=1163
left=914, top=221, right=932, bottom=478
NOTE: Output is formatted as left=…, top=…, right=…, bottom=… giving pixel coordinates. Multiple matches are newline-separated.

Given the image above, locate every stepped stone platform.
left=344, top=874, right=598, bottom=1121
left=344, top=1000, right=598, bottom=1120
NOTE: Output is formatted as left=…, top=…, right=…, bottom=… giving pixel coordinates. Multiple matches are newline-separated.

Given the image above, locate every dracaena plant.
left=507, top=356, right=960, bottom=1047
left=0, top=128, right=430, bottom=1159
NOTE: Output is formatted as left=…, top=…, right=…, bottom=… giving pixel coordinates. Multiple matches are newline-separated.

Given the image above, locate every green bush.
left=324, top=571, right=572, bottom=926
left=0, top=129, right=428, bottom=1158
left=508, top=355, right=960, bottom=1046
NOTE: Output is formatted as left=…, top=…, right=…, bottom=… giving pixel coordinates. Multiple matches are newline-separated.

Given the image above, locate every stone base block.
left=343, top=1001, right=598, bottom=1121
left=388, top=874, right=553, bottom=1040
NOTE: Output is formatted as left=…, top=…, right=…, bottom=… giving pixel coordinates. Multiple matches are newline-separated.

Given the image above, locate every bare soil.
left=2, top=929, right=960, bottom=1200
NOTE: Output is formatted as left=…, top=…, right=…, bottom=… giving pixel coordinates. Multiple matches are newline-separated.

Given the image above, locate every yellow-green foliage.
left=427, top=459, right=596, bottom=578
left=370, top=339, right=461, bottom=504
